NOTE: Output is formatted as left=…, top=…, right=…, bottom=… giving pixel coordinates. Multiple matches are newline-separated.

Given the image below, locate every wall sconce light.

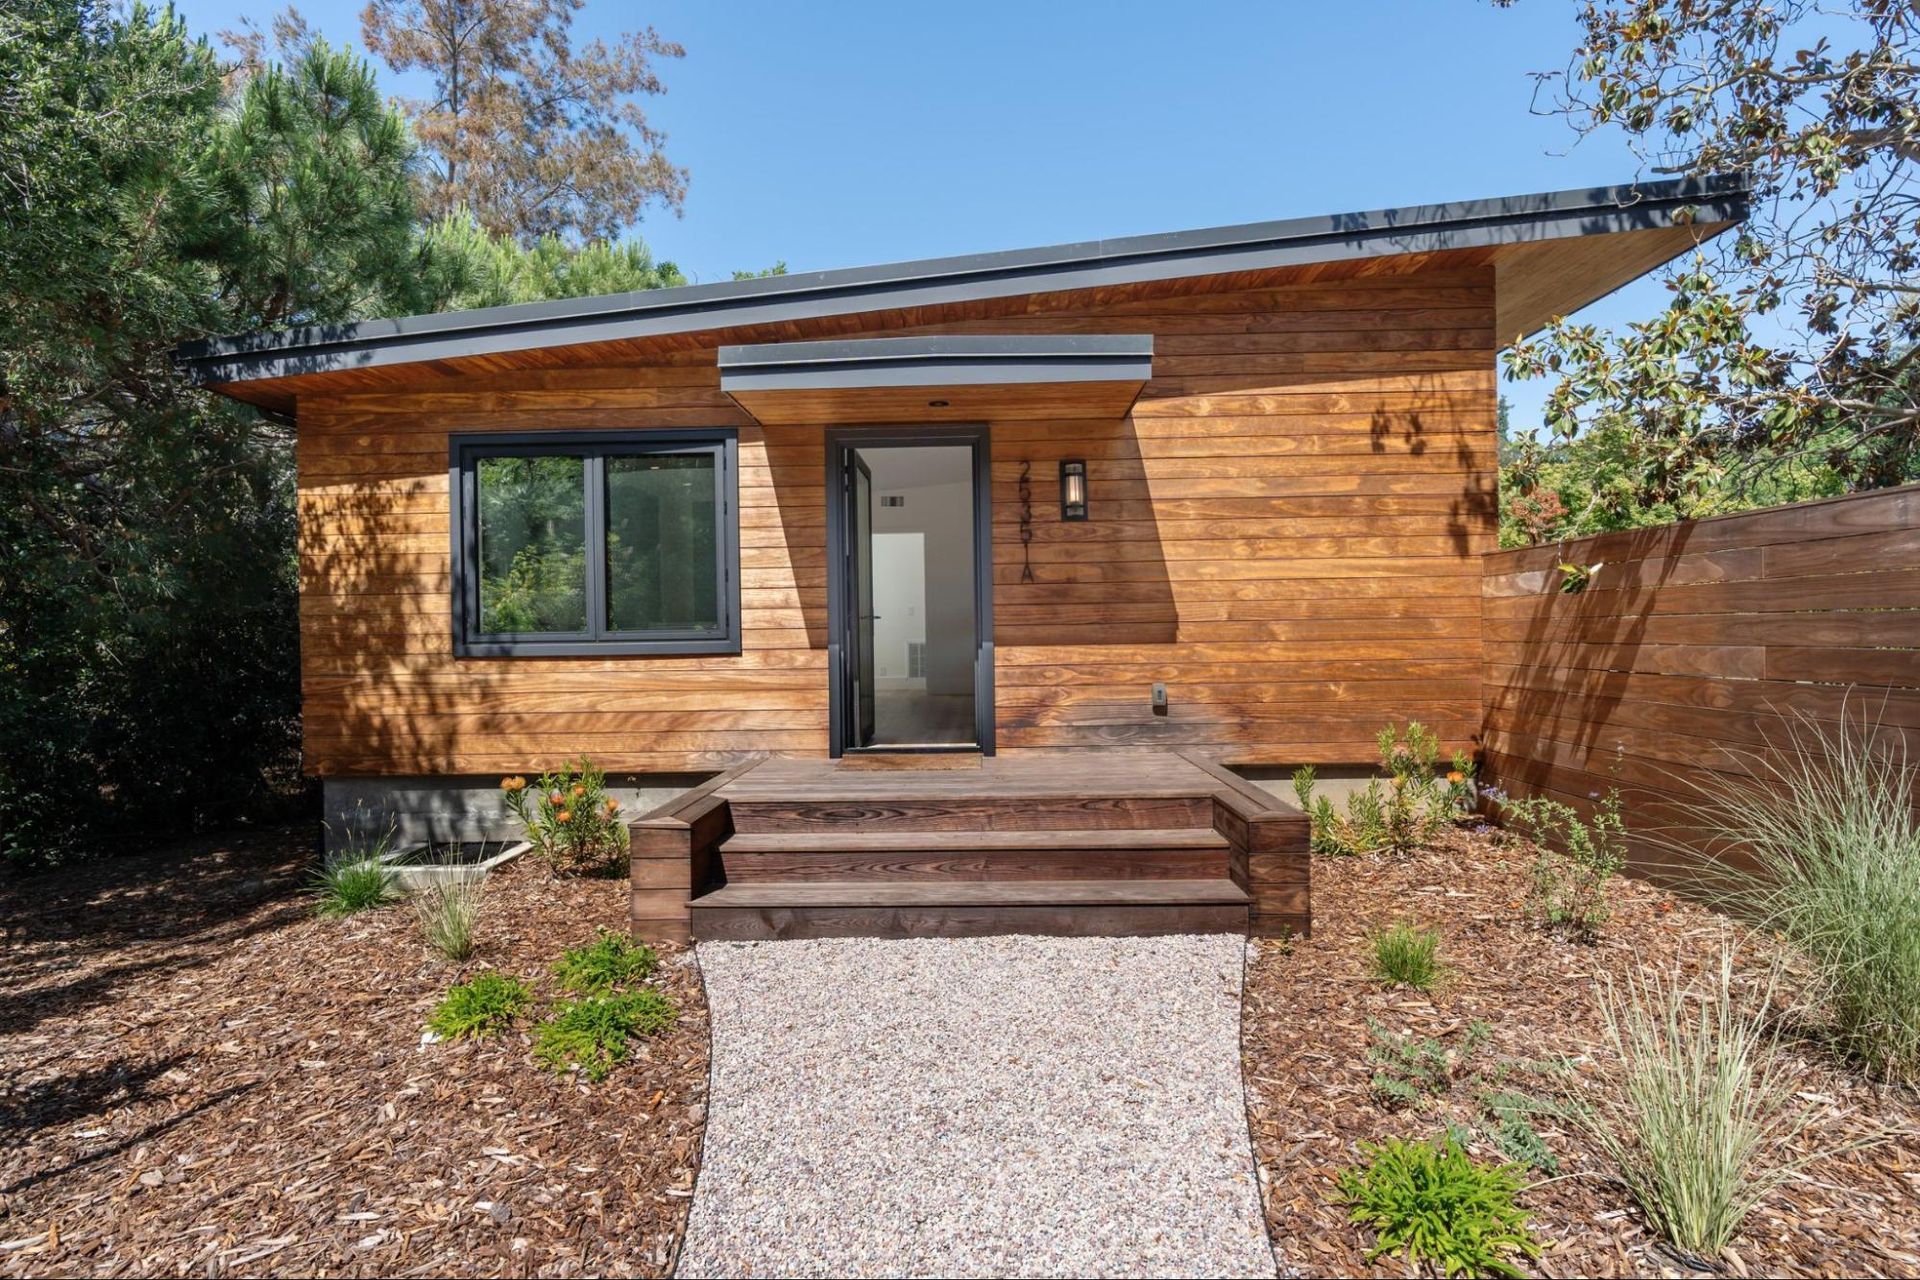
left=1059, top=458, right=1088, bottom=521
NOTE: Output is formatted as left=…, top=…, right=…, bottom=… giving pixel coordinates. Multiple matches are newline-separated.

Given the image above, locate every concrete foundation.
left=321, top=773, right=712, bottom=852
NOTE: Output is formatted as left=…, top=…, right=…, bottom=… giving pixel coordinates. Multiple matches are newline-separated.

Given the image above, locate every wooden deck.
left=629, top=750, right=1309, bottom=942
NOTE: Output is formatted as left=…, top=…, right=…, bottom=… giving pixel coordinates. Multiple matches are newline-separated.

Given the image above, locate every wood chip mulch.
left=1243, top=823, right=1920, bottom=1279
left=0, top=828, right=708, bottom=1278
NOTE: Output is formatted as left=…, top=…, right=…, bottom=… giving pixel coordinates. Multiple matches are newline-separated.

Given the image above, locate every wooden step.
left=726, top=793, right=1216, bottom=834
left=717, top=827, right=1232, bottom=881
left=687, top=878, right=1250, bottom=941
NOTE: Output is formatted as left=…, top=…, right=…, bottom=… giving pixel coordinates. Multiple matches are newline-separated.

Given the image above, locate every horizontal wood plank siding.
left=295, top=268, right=1497, bottom=775
left=1478, top=484, right=1920, bottom=879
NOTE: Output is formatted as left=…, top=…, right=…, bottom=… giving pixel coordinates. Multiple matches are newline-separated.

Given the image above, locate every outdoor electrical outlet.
left=1150, top=682, right=1168, bottom=714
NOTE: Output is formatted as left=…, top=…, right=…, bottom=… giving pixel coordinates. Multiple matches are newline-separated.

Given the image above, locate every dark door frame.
left=824, top=424, right=995, bottom=757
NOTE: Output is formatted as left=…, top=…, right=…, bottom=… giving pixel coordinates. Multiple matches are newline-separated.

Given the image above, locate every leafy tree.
left=423, top=212, right=686, bottom=309
left=1501, top=0, right=1920, bottom=519
left=360, top=0, right=687, bottom=243
left=0, top=2, right=429, bottom=866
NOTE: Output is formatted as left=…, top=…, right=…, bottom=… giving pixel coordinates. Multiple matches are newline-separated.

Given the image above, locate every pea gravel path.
left=676, top=934, right=1277, bottom=1279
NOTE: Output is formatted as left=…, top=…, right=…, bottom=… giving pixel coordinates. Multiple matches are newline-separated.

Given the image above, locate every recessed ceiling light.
left=928, top=399, right=950, bottom=408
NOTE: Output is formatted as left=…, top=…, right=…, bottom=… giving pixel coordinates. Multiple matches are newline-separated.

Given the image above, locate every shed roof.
left=179, top=173, right=1748, bottom=413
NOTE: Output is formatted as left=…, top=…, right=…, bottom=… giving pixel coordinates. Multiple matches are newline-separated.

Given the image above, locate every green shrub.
left=1683, top=712, right=1920, bottom=1083
left=1337, top=1135, right=1540, bottom=1279
left=533, top=989, right=675, bottom=1081
left=414, top=870, right=486, bottom=961
left=310, top=853, right=399, bottom=918
left=1295, top=723, right=1475, bottom=857
left=1370, top=922, right=1444, bottom=990
left=1565, top=949, right=1815, bottom=1257
left=552, top=928, right=659, bottom=993
left=1369, top=1019, right=1489, bottom=1109
left=1504, top=788, right=1626, bottom=941
left=500, top=758, right=627, bottom=876
left=1477, top=1089, right=1559, bottom=1174
left=427, top=972, right=532, bottom=1040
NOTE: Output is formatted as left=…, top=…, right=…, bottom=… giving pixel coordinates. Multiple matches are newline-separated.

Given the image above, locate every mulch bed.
left=1242, top=824, right=1920, bottom=1279
left=0, top=829, right=708, bottom=1278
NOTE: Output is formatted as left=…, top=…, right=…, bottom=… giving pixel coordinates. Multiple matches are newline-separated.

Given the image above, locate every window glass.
left=605, top=453, right=720, bottom=633
left=476, top=454, right=588, bottom=634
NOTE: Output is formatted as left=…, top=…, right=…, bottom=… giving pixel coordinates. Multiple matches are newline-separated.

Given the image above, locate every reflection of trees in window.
left=606, top=454, right=718, bottom=633
left=478, top=455, right=587, bottom=634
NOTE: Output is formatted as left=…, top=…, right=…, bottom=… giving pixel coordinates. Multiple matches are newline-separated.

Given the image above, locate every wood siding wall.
left=296, top=267, right=1497, bottom=776
left=1480, top=484, right=1920, bottom=877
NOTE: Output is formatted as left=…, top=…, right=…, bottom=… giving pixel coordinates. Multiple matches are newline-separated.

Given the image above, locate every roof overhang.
left=717, top=335, right=1152, bottom=425
left=177, top=173, right=1750, bottom=410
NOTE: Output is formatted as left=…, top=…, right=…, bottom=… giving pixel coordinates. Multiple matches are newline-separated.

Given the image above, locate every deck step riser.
left=690, top=904, right=1249, bottom=941
left=719, top=849, right=1233, bottom=883
left=728, top=795, right=1215, bottom=833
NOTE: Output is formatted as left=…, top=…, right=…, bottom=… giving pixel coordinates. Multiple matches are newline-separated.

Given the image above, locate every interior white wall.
left=866, top=448, right=975, bottom=699
left=871, top=531, right=926, bottom=689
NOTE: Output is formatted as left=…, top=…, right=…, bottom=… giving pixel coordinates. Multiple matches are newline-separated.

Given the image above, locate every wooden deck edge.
left=628, top=757, right=764, bottom=943
left=1178, top=750, right=1313, bottom=939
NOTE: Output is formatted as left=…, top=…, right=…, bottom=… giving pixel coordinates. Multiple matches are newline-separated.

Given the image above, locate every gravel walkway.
left=677, top=934, right=1276, bottom=1279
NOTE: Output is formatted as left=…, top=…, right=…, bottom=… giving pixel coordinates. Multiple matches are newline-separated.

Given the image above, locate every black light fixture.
left=1059, top=458, right=1088, bottom=521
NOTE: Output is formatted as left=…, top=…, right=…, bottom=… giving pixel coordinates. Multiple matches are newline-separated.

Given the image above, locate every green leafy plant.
left=1337, top=1135, right=1540, bottom=1279
left=1562, top=949, right=1824, bottom=1259
left=427, top=971, right=532, bottom=1040
left=1295, top=724, right=1475, bottom=857
left=533, top=989, right=675, bottom=1081
left=413, top=870, right=486, bottom=961
left=553, top=928, right=659, bottom=993
left=1505, top=789, right=1626, bottom=941
left=501, top=758, right=627, bottom=876
left=1370, top=922, right=1444, bottom=991
left=1684, top=711, right=1920, bottom=1084
left=1368, top=1019, right=1489, bottom=1110
left=1477, top=1089, right=1559, bottom=1175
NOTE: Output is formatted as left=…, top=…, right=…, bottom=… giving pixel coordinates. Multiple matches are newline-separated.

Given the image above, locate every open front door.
left=847, top=453, right=877, bottom=747
left=828, top=428, right=991, bottom=757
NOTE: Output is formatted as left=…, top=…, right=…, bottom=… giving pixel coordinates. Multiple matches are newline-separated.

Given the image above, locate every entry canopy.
left=718, top=335, right=1152, bottom=425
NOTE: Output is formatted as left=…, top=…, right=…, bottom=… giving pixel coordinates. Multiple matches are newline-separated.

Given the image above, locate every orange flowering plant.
left=501, top=758, right=626, bottom=876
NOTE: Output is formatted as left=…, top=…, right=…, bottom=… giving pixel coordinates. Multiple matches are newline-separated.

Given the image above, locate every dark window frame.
left=449, top=429, right=740, bottom=657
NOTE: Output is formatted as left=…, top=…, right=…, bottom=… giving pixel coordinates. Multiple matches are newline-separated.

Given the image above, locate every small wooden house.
left=181, top=175, right=1748, bottom=940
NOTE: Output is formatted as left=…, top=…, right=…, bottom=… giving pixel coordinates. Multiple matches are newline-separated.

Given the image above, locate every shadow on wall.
left=297, top=448, right=723, bottom=837
left=993, top=416, right=1176, bottom=648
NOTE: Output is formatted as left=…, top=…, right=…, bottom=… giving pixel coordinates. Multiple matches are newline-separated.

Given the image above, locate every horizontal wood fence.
left=1480, top=483, right=1920, bottom=881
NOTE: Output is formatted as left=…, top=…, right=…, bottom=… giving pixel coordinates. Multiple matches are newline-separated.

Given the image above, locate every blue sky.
left=171, top=0, right=1681, bottom=432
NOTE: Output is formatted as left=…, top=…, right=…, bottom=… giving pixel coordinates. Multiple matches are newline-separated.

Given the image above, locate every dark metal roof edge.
left=716, top=334, right=1154, bottom=369
left=178, top=173, right=1749, bottom=386
left=719, top=335, right=1154, bottom=393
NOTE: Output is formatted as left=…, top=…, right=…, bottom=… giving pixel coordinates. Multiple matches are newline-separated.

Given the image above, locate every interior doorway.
left=827, top=429, right=991, bottom=754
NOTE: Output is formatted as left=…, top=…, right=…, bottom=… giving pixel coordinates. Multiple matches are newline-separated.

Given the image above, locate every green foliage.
left=1337, top=1135, right=1540, bottom=1279
left=423, top=213, right=687, bottom=311
left=1500, top=2, right=1920, bottom=524
left=427, top=971, right=533, bottom=1040
left=1368, top=1019, right=1489, bottom=1110
left=310, top=852, right=400, bottom=917
left=501, top=759, right=627, bottom=876
left=532, top=989, right=675, bottom=1081
left=1504, top=789, right=1627, bottom=941
left=0, top=2, right=706, bottom=870
left=413, top=871, right=486, bottom=961
left=1296, top=723, right=1475, bottom=857
left=1477, top=1090, right=1559, bottom=1175
left=1370, top=923, right=1444, bottom=991
left=1565, top=950, right=1818, bottom=1258
left=1685, top=712, right=1920, bottom=1083
left=553, top=929, right=659, bottom=994
left=0, top=2, right=433, bottom=868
